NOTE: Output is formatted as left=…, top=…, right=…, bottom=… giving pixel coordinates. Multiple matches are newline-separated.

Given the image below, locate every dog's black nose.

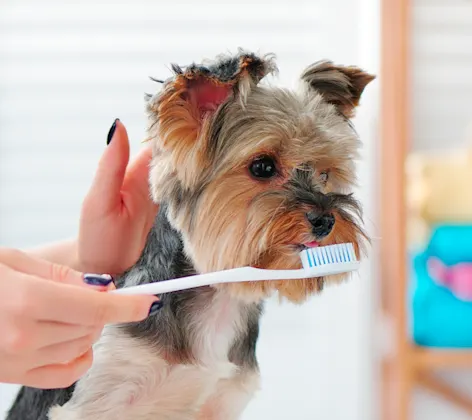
left=306, top=213, right=335, bottom=239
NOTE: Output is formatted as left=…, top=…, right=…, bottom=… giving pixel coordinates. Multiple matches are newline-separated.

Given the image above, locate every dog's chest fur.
left=190, top=290, right=244, bottom=364
left=118, top=206, right=263, bottom=370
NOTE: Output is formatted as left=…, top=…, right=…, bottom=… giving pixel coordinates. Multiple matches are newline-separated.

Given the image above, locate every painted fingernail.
left=148, top=301, right=163, bottom=316
left=83, top=274, right=113, bottom=286
left=106, top=118, right=119, bottom=145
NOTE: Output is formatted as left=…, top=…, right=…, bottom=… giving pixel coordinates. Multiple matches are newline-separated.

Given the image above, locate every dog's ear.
left=301, top=60, right=375, bottom=118
left=148, top=51, right=277, bottom=148
left=147, top=51, right=276, bottom=190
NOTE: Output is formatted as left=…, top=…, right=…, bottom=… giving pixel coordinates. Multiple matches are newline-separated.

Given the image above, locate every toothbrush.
left=112, top=243, right=360, bottom=296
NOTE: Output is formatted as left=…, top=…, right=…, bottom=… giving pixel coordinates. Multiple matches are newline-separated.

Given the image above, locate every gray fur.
left=170, top=49, right=277, bottom=85
left=118, top=206, right=262, bottom=369
left=7, top=386, right=75, bottom=420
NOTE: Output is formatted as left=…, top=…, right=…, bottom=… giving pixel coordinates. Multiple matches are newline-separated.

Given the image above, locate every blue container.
left=410, top=224, right=472, bottom=348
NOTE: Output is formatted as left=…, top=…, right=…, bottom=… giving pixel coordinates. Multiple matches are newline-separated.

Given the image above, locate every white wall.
left=0, top=1, right=379, bottom=419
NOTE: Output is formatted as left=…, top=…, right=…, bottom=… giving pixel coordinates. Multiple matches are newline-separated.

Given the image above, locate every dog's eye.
left=249, top=156, right=277, bottom=179
left=320, top=171, right=329, bottom=183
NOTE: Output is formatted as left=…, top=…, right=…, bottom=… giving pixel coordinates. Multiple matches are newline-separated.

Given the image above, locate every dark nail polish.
left=148, top=301, right=163, bottom=316
left=106, top=118, right=119, bottom=145
left=84, top=274, right=113, bottom=286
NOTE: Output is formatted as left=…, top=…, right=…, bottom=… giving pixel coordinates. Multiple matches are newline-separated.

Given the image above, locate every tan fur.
left=149, top=70, right=372, bottom=303
left=300, top=60, right=376, bottom=118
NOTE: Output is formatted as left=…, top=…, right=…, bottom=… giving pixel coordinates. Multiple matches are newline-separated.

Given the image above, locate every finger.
left=85, top=119, right=130, bottom=214
left=32, top=334, right=96, bottom=368
left=3, top=318, right=96, bottom=352
left=0, top=249, right=82, bottom=286
left=34, top=321, right=97, bottom=349
left=32, top=278, right=159, bottom=326
left=0, top=248, right=109, bottom=288
left=24, top=349, right=93, bottom=389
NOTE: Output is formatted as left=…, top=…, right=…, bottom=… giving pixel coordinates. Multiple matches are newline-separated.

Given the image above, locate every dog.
left=7, top=50, right=374, bottom=420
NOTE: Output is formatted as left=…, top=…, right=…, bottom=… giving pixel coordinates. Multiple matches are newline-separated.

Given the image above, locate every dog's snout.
left=306, top=213, right=335, bottom=239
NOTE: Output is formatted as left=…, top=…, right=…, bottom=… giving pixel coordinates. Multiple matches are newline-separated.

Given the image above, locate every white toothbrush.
left=112, top=243, right=360, bottom=296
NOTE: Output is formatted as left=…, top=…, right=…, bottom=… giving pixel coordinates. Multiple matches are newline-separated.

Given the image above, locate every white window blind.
left=412, top=0, right=472, bottom=151
left=0, top=0, right=360, bottom=249
left=0, top=2, right=373, bottom=420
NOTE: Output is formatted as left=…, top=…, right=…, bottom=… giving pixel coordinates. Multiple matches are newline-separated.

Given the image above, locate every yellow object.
left=405, top=148, right=472, bottom=247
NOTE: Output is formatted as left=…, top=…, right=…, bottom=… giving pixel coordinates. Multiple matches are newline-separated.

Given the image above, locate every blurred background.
left=0, top=0, right=471, bottom=419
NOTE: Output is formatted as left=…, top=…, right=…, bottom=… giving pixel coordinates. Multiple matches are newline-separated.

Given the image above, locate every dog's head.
left=147, top=50, right=374, bottom=303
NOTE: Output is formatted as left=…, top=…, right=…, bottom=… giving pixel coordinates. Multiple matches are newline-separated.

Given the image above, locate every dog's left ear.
left=147, top=51, right=277, bottom=190
left=301, top=60, right=375, bottom=118
left=148, top=51, right=277, bottom=149
left=179, top=52, right=277, bottom=113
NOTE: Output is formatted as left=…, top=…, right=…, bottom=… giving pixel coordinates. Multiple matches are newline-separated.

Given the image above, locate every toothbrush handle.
left=111, top=263, right=359, bottom=296
left=112, top=270, right=237, bottom=295
left=112, top=267, right=268, bottom=296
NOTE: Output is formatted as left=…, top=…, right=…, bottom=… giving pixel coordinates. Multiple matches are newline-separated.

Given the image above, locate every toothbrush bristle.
left=300, top=243, right=357, bottom=269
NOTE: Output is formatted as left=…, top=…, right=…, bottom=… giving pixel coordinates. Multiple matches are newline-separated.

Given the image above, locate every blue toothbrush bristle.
left=301, top=243, right=357, bottom=269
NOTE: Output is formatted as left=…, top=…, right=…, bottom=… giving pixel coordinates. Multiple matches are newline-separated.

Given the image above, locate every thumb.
left=84, top=119, right=130, bottom=215
left=122, top=146, right=159, bottom=223
left=123, top=146, right=154, bottom=206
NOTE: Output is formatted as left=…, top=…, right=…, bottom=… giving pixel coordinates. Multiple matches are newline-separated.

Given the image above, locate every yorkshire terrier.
left=8, top=49, right=374, bottom=420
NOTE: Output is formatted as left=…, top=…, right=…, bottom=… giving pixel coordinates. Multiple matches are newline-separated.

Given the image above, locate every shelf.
left=413, top=346, right=472, bottom=369
left=417, top=371, right=472, bottom=416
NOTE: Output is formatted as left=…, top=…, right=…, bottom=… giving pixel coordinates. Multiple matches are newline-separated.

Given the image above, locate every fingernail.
left=83, top=274, right=113, bottom=286
left=106, top=118, right=119, bottom=145
left=148, top=300, right=163, bottom=316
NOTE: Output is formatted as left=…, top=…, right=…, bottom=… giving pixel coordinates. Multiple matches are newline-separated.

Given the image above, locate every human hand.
left=0, top=248, right=160, bottom=388
left=78, top=119, right=159, bottom=274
